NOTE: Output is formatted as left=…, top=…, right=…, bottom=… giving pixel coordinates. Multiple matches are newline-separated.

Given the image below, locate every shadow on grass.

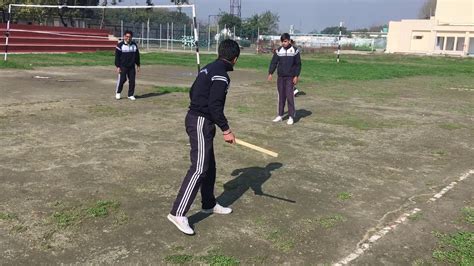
left=136, top=92, right=169, bottom=99
left=189, top=162, right=291, bottom=226
left=294, top=109, right=312, bottom=123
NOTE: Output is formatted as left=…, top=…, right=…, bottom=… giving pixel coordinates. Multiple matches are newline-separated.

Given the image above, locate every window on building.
left=446, top=37, right=455, bottom=50
left=469, top=38, right=474, bottom=55
left=436, top=37, right=445, bottom=50
left=413, top=35, right=423, bottom=40
left=456, top=37, right=465, bottom=51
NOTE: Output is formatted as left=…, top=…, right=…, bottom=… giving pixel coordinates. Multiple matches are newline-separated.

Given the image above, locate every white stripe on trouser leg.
left=115, top=73, right=121, bottom=93
left=178, top=117, right=205, bottom=216
left=176, top=116, right=203, bottom=216
left=177, top=116, right=204, bottom=216
left=176, top=117, right=205, bottom=216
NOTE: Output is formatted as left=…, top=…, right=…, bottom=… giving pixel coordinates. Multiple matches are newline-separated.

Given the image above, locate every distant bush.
left=239, top=39, right=251, bottom=48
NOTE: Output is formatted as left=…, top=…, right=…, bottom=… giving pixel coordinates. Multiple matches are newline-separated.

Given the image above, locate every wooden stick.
left=235, top=139, right=278, bottom=158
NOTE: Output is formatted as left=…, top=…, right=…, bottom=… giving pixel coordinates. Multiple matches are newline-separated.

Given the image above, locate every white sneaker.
left=128, top=96, right=136, bottom=101
left=115, top=93, right=121, bottom=100
left=294, top=88, right=299, bottom=96
left=287, top=117, right=294, bottom=125
left=167, top=214, right=194, bottom=235
left=272, top=116, right=283, bottom=122
left=202, top=203, right=232, bottom=214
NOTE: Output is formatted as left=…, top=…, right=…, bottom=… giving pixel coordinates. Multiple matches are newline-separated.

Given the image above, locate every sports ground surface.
left=0, top=52, right=473, bottom=264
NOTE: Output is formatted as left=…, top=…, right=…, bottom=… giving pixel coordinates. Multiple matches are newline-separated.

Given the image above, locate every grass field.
left=0, top=51, right=473, bottom=264
left=2, top=51, right=474, bottom=82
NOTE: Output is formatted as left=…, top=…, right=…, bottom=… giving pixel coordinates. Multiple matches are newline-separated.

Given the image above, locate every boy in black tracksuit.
left=115, top=30, right=140, bottom=100
left=168, top=40, right=240, bottom=235
left=268, top=33, right=302, bottom=125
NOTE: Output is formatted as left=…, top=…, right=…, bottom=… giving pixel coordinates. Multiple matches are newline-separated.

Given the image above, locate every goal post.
left=3, top=3, right=201, bottom=72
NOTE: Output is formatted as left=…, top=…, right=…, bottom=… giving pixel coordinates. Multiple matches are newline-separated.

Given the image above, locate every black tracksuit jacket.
left=188, top=59, right=233, bottom=132
left=115, top=41, right=140, bottom=68
left=268, top=44, right=302, bottom=77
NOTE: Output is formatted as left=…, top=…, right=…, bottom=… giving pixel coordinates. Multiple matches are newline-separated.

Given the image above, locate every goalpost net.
left=2, top=3, right=201, bottom=71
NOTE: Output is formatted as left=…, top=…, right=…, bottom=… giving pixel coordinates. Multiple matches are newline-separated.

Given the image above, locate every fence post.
left=147, top=18, right=150, bottom=51
left=167, top=23, right=169, bottom=50
left=120, top=20, right=123, bottom=38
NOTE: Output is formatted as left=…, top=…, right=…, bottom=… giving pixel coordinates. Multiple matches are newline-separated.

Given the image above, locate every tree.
left=321, top=26, right=348, bottom=35
left=419, top=0, right=437, bottom=19
left=368, top=24, right=387, bottom=32
left=241, top=11, right=279, bottom=39
left=99, top=0, right=107, bottom=29
left=218, top=13, right=242, bottom=33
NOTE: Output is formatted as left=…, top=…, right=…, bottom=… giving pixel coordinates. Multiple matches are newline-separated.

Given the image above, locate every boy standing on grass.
left=168, top=40, right=240, bottom=235
left=115, top=30, right=140, bottom=101
left=268, top=33, right=302, bottom=125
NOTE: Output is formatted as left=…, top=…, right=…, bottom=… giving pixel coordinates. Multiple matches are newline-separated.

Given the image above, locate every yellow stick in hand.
left=235, top=139, right=278, bottom=158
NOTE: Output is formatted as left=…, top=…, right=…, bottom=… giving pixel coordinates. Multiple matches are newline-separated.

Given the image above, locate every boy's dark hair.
left=280, top=33, right=291, bottom=42
left=218, top=39, right=240, bottom=61
left=124, top=30, right=133, bottom=36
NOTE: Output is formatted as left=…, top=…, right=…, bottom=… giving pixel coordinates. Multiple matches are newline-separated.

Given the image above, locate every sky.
left=117, top=0, right=428, bottom=32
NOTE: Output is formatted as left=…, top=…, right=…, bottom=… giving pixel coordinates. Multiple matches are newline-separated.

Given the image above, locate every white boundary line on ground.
left=446, top=87, right=474, bottom=92
left=334, top=169, right=474, bottom=265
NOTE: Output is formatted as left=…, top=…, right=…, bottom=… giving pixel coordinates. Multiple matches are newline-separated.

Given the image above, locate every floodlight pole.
left=4, top=4, right=12, bottom=61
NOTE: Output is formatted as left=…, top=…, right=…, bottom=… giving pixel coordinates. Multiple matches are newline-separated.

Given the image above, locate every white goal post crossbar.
left=3, top=4, right=201, bottom=72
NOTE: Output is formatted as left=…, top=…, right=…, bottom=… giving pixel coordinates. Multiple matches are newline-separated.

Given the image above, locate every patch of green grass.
left=411, top=258, right=430, bottom=266
left=153, top=86, right=190, bottom=94
left=236, top=105, right=252, bottom=113
left=200, top=253, right=240, bottom=265
left=52, top=210, right=81, bottom=228
left=439, top=123, right=465, bottom=130
left=337, top=192, right=352, bottom=201
left=432, top=231, right=473, bottom=265
left=408, top=212, right=423, bottom=221
left=86, top=200, right=120, bottom=218
left=462, top=207, right=474, bottom=225
left=254, top=217, right=265, bottom=226
left=51, top=200, right=121, bottom=228
left=318, top=215, right=347, bottom=229
left=0, top=212, right=17, bottom=220
left=165, top=251, right=240, bottom=265
left=433, top=150, right=447, bottom=156
left=113, top=210, right=129, bottom=226
left=266, top=230, right=295, bottom=252
left=164, top=254, right=194, bottom=264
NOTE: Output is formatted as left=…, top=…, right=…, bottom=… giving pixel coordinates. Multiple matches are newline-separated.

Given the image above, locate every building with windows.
left=386, top=0, right=474, bottom=56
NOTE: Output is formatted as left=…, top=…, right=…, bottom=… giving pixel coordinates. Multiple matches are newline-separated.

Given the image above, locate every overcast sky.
left=118, top=0, right=427, bottom=32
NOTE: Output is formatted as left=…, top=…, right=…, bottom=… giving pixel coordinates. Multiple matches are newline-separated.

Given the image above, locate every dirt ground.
left=0, top=64, right=473, bottom=264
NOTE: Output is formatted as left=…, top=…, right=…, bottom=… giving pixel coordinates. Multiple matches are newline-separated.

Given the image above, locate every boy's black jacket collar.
left=216, top=59, right=234, bottom=72
left=283, top=44, right=293, bottom=50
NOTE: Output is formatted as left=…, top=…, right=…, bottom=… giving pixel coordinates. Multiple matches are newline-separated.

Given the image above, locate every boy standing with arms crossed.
left=168, top=40, right=240, bottom=235
left=268, top=33, right=302, bottom=125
